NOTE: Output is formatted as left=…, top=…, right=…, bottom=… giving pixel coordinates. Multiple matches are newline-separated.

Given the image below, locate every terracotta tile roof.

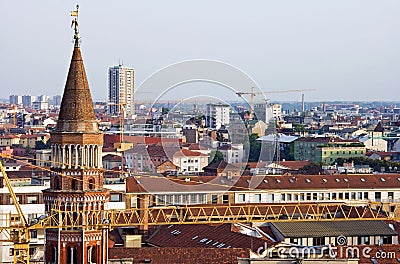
left=218, top=145, right=238, bottom=151
left=229, top=174, right=400, bottom=191
left=174, top=149, right=208, bottom=157
left=203, top=161, right=241, bottom=171
left=56, top=47, right=98, bottom=133
left=369, top=151, right=397, bottom=157
left=296, top=137, right=359, bottom=143
left=126, top=173, right=400, bottom=193
left=104, top=134, right=181, bottom=148
left=108, top=247, right=249, bottom=264
left=0, top=134, right=20, bottom=139
left=187, top=143, right=209, bottom=151
left=102, top=154, right=122, bottom=162
left=277, top=161, right=310, bottom=170
left=146, top=223, right=274, bottom=251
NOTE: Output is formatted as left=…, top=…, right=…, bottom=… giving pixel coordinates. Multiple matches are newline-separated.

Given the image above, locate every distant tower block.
left=108, top=65, right=135, bottom=118
left=43, top=6, right=109, bottom=264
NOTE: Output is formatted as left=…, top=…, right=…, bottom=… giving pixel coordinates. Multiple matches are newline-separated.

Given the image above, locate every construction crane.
left=10, top=105, right=17, bottom=126
left=107, top=101, right=127, bottom=179
left=0, top=160, right=30, bottom=263
left=1, top=155, right=400, bottom=263
left=1, top=169, right=400, bottom=262
left=236, top=88, right=316, bottom=119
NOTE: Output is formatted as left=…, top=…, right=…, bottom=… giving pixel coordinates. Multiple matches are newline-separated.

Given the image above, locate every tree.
left=162, top=107, right=170, bottom=115
left=35, top=139, right=51, bottom=150
left=248, top=133, right=261, bottom=162
left=209, top=150, right=224, bottom=164
left=300, top=162, right=323, bottom=175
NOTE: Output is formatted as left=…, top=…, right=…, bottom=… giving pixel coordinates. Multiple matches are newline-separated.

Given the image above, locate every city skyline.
left=1, top=1, right=399, bottom=102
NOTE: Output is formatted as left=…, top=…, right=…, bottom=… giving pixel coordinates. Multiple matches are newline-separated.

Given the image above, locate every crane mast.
left=0, top=158, right=30, bottom=264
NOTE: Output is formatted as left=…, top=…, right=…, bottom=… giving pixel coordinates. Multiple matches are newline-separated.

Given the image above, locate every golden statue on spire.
left=71, top=4, right=80, bottom=47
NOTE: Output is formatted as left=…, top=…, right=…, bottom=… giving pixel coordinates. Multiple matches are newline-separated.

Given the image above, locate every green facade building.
left=293, top=137, right=366, bottom=164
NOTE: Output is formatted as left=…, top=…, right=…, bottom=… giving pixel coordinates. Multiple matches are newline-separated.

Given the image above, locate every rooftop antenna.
left=71, top=4, right=80, bottom=47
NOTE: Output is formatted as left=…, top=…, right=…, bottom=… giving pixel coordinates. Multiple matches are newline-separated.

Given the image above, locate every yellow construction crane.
left=0, top=160, right=30, bottom=263
left=1, top=157, right=400, bottom=263
left=236, top=88, right=316, bottom=119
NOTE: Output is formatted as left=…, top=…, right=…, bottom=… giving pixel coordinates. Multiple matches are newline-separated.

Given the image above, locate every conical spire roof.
left=56, top=46, right=98, bottom=133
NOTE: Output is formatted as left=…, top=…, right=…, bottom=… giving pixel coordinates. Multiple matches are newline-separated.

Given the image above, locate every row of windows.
left=236, top=191, right=395, bottom=203
left=323, top=150, right=361, bottom=155
left=154, top=194, right=207, bottom=206
left=280, top=192, right=370, bottom=201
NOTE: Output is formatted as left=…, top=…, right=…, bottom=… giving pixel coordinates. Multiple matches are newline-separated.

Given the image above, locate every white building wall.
left=108, top=65, right=135, bottom=117
left=206, top=103, right=230, bottom=129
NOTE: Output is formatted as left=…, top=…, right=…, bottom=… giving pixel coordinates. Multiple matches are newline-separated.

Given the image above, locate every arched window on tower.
left=67, top=246, right=77, bottom=264
left=54, top=176, right=60, bottom=190
left=71, top=179, right=77, bottom=190
left=52, top=247, right=57, bottom=263
left=88, top=177, right=95, bottom=190
left=87, top=246, right=96, bottom=264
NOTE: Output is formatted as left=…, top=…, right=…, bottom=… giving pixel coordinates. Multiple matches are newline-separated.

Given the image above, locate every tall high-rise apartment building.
left=9, top=95, right=22, bottom=105
left=22, top=95, right=36, bottom=107
left=206, top=103, right=230, bottom=129
left=108, top=64, right=135, bottom=117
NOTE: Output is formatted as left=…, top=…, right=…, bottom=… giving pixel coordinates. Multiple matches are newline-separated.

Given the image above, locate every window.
left=130, top=196, right=138, bottom=208
left=388, top=192, right=394, bottom=201
left=71, top=179, right=78, bottom=190
left=380, top=236, right=391, bottom=244
left=30, top=230, right=37, bottom=239
left=110, top=194, right=121, bottom=202
left=332, top=193, right=337, bottom=200
left=10, top=196, right=21, bottom=205
left=255, top=194, right=262, bottom=203
left=211, top=195, right=218, bottom=204
left=375, top=192, right=381, bottom=202
left=351, top=192, right=356, bottom=200
left=312, top=193, right=318, bottom=200
left=190, top=195, right=196, bottom=204
left=306, top=193, right=312, bottom=201
left=344, top=192, right=349, bottom=199
left=290, top=238, right=302, bottom=245
left=238, top=194, right=245, bottom=202
left=338, top=193, right=343, bottom=199
left=358, top=236, right=370, bottom=245
left=27, top=196, right=38, bottom=204
left=313, top=237, right=325, bottom=246
left=166, top=195, right=173, bottom=205
left=281, top=194, right=286, bottom=201
left=222, top=195, right=229, bottom=204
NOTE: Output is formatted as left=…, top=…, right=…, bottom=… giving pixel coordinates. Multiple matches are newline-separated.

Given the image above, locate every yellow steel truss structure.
left=0, top=200, right=399, bottom=263
left=23, top=201, right=400, bottom=230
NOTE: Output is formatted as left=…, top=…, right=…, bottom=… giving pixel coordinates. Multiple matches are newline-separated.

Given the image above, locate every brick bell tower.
left=43, top=5, right=109, bottom=264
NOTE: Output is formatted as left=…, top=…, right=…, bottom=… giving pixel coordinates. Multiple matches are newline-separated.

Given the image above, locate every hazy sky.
left=1, top=0, right=399, bottom=102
